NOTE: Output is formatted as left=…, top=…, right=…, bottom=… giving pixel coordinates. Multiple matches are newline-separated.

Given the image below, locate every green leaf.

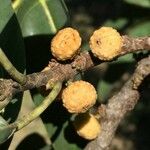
left=16, top=0, right=68, bottom=37
left=45, top=118, right=86, bottom=150
left=97, top=55, right=135, bottom=102
left=0, top=116, right=9, bottom=128
left=113, top=54, right=134, bottom=64
left=97, top=80, right=112, bottom=101
left=0, top=0, right=25, bottom=124
left=0, top=116, right=15, bottom=144
left=33, top=94, right=87, bottom=150
left=127, top=21, right=150, bottom=37
left=0, top=0, right=25, bottom=74
left=8, top=91, right=51, bottom=149
left=0, top=0, right=13, bottom=33
left=0, top=0, right=25, bottom=134
left=124, top=0, right=150, bottom=8
left=103, top=18, right=128, bottom=30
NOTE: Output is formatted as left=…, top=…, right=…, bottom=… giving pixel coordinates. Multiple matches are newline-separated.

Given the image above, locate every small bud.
left=90, top=27, right=122, bottom=60
left=62, top=80, right=97, bottom=113
left=73, top=113, right=101, bottom=140
left=51, top=27, right=81, bottom=61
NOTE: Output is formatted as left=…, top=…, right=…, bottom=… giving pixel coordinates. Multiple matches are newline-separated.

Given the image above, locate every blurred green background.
left=0, top=0, right=150, bottom=149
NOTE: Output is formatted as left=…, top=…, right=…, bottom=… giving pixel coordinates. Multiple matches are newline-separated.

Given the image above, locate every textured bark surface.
left=0, top=35, right=149, bottom=148
left=121, top=36, right=150, bottom=55
left=0, top=52, right=94, bottom=109
left=85, top=56, right=150, bottom=150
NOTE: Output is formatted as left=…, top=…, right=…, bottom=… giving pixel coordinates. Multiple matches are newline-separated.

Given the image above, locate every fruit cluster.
left=43, top=26, right=123, bottom=140
left=62, top=80, right=101, bottom=140
left=50, top=26, right=123, bottom=61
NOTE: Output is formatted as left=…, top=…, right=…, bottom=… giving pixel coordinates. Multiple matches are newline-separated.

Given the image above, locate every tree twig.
left=84, top=56, right=150, bottom=150
left=0, top=35, right=149, bottom=109
left=121, top=36, right=150, bottom=55
left=0, top=35, right=149, bottom=146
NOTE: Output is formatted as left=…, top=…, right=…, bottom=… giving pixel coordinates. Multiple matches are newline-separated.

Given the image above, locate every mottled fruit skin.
left=51, top=27, right=81, bottom=61
left=90, top=27, right=122, bottom=60
left=62, top=80, right=97, bottom=113
left=73, top=113, right=101, bottom=140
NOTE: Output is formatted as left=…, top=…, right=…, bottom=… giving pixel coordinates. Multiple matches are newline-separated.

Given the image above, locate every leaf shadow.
left=64, top=121, right=88, bottom=149
left=24, top=35, right=54, bottom=73
left=41, top=100, right=71, bottom=143
left=15, top=133, right=49, bottom=150
left=0, top=14, right=26, bottom=76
